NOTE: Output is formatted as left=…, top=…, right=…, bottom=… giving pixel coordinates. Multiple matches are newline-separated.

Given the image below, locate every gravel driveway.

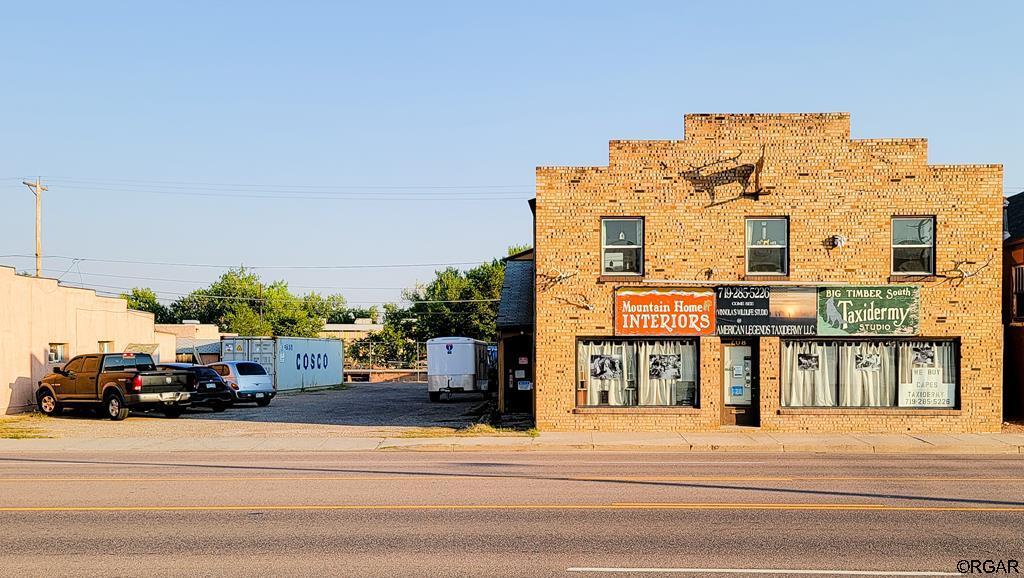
left=26, top=381, right=488, bottom=439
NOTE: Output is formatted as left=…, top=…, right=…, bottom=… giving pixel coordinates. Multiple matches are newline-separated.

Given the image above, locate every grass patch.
left=0, top=414, right=51, bottom=439
left=399, top=423, right=539, bottom=438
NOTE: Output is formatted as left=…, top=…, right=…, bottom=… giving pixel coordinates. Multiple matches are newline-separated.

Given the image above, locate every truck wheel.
left=104, top=392, right=129, bottom=421
left=428, top=392, right=441, bottom=403
left=37, top=389, right=62, bottom=416
left=210, top=403, right=227, bottom=412
left=256, top=398, right=271, bottom=407
left=162, top=406, right=183, bottom=419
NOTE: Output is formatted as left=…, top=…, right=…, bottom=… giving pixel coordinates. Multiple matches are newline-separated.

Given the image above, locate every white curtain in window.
left=838, top=341, right=896, bottom=407
left=781, top=341, right=837, bottom=407
left=638, top=340, right=696, bottom=406
left=897, top=341, right=956, bottom=407
left=897, top=341, right=955, bottom=384
left=579, top=340, right=635, bottom=406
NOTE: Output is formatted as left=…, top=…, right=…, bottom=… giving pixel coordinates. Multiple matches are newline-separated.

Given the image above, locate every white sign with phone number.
left=899, top=367, right=954, bottom=407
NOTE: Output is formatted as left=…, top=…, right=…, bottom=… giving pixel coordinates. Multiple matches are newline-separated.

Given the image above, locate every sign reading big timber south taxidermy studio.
left=615, top=288, right=716, bottom=336
left=613, top=285, right=919, bottom=337
left=817, top=286, right=920, bottom=336
left=715, top=286, right=817, bottom=336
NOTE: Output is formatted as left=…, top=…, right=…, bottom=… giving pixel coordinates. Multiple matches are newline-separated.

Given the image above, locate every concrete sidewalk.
left=2, top=431, right=1024, bottom=454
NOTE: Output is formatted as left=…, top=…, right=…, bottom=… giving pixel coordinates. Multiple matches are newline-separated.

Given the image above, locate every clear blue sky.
left=1, top=1, right=1020, bottom=306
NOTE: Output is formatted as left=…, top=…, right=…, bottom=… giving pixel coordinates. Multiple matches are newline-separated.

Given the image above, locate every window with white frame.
left=892, top=217, right=935, bottom=275
left=601, top=218, right=643, bottom=275
left=745, top=218, right=788, bottom=275
left=48, top=343, right=67, bottom=364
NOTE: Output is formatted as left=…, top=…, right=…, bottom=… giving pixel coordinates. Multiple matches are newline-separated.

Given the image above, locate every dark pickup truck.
left=37, top=353, right=192, bottom=420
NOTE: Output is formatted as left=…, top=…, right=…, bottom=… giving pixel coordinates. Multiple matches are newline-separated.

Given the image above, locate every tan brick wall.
left=534, top=113, right=1003, bottom=433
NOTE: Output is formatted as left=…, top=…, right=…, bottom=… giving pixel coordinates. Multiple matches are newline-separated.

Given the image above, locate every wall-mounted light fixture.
left=827, top=234, right=847, bottom=249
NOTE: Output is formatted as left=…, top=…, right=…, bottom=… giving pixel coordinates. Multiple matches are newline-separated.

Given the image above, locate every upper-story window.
left=48, top=343, right=68, bottom=364
left=602, top=218, right=643, bottom=275
left=1013, top=266, right=1024, bottom=321
left=745, top=218, right=788, bottom=275
left=892, top=217, right=935, bottom=275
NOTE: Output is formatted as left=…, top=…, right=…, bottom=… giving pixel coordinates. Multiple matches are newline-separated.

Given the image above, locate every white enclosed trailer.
left=426, top=337, right=490, bottom=402
left=220, top=337, right=343, bottom=392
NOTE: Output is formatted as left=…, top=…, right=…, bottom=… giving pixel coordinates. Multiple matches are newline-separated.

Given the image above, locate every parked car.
left=37, top=353, right=192, bottom=420
left=205, top=361, right=276, bottom=406
left=158, top=363, right=233, bottom=412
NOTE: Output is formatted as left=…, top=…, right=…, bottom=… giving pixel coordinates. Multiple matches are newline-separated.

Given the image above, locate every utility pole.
left=22, top=177, right=47, bottom=277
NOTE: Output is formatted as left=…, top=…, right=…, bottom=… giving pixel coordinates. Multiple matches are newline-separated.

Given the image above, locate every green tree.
left=348, top=249, right=515, bottom=367
left=121, top=287, right=172, bottom=323
left=303, top=293, right=349, bottom=323
left=404, top=258, right=504, bottom=343
left=507, top=243, right=532, bottom=257
left=168, top=268, right=326, bottom=337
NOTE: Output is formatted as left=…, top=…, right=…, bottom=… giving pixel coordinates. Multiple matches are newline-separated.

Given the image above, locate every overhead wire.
left=62, top=280, right=498, bottom=305
left=0, top=254, right=493, bottom=270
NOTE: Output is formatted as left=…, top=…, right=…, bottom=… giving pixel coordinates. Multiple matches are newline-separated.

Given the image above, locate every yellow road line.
left=1, top=503, right=1023, bottom=512
left=577, top=477, right=1024, bottom=482
left=0, top=476, right=419, bottom=482
left=0, top=475, right=1019, bottom=483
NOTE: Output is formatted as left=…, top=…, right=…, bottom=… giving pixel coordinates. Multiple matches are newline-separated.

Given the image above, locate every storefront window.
left=745, top=218, right=788, bottom=275
left=837, top=341, right=896, bottom=407
left=781, top=339, right=957, bottom=409
left=781, top=341, right=837, bottom=406
left=601, top=218, right=643, bottom=275
left=897, top=341, right=956, bottom=408
left=577, top=339, right=697, bottom=406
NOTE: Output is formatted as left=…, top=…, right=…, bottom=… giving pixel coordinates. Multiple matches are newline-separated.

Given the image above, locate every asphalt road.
left=1, top=452, right=1022, bottom=577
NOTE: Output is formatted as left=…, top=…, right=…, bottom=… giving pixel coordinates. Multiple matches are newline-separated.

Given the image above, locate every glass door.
left=721, top=340, right=759, bottom=426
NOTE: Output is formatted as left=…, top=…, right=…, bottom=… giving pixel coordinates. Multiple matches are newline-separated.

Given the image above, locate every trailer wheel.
left=428, top=392, right=441, bottom=403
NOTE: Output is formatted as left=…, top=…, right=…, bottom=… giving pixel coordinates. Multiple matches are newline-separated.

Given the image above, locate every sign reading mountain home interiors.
left=716, top=286, right=817, bottom=336
left=817, top=286, right=920, bottom=336
left=615, top=288, right=715, bottom=336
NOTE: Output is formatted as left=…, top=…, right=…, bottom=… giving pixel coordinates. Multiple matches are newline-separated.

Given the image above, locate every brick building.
left=1003, top=191, right=1024, bottom=419
left=532, top=112, right=1003, bottom=433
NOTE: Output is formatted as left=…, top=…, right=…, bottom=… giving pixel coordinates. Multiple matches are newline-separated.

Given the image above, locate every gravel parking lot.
left=24, top=381, right=488, bottom=439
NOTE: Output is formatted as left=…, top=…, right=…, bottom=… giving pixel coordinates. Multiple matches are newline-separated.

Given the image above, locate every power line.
left=0, top=254, right=492, bottom=270
left=19, top=186, right=530, bottom=202
left=71, top=280, right=498, bottom=305
left=37, top=268, right=408, bottom=290
left=17, top=176, right=530, bottom=190
left=30, top=185, right=532, bottom=201
left=36, top=180, right=532, bottom=195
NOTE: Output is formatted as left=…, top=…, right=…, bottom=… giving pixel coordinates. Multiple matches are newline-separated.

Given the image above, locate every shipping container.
left=219, top=337, right=342, bottom=392
left=426, top=337, right=490, bottom=402
left=275, top=337, right=343, bottom=391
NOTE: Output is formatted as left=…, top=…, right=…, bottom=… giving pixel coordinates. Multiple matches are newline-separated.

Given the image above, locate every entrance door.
left=721, top=340, right=759, bottom=427
left=503, top=335, right=534, bottom=414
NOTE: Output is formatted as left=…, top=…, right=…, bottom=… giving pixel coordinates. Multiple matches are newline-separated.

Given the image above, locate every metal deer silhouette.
left=680, top=145, right=765, bottom=201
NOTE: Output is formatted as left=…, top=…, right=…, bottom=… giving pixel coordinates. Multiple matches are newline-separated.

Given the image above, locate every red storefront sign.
left=614, top=287, right=716, bottom=336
